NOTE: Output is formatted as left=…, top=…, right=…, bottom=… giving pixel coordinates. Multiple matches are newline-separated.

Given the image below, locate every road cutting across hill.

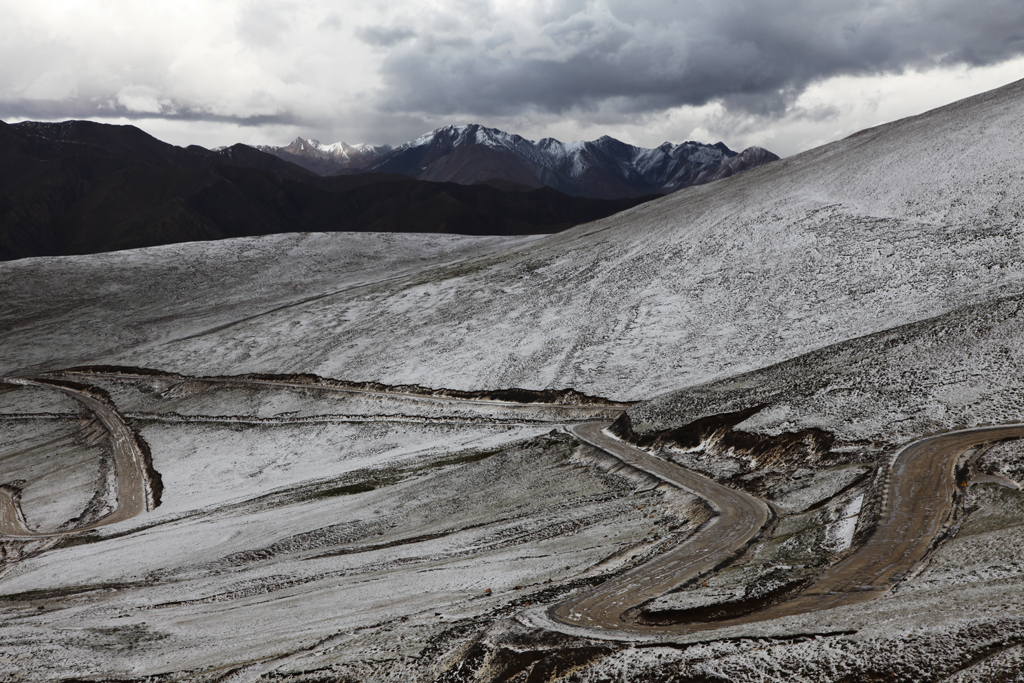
left=548, top=422, right=771, bottom=631
left=5, top=369, right=1022, bottom=641
left=60, top=369, right=628, bottom=421
left=1, top=368, right=619, bottom=540
left=0, top=378, right=154, bottom=538
left=536, top=421, right=1024, bottom=639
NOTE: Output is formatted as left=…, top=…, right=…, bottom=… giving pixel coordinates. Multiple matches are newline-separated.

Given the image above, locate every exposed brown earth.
left=61, top=366, right=632, bottom=407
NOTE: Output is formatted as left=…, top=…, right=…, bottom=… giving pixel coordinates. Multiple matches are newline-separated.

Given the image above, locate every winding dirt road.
left=5, top=368, right=1022, bottom=639
left=0, top=378, right=154, bottom=538
left=539, top=422, right=1024, bottom=639
left=1, top=368, right=616, bottom=540
left=549, top=422, right=771, bottom=632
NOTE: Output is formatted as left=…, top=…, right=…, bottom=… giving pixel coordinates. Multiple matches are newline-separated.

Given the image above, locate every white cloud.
left=116, top=85, right=165, bottom=114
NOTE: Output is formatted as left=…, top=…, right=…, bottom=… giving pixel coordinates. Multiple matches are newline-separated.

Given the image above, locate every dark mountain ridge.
left=0, top=120, right=657, bottom=260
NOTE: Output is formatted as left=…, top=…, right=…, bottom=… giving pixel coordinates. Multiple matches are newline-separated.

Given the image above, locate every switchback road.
left=537, top=422, right=1024, bottom=639
left=6, top=370, right=1022, bottom=639
left=0, top=378, right=154, bottom=538
left=543, top=422, right=770, bottom=634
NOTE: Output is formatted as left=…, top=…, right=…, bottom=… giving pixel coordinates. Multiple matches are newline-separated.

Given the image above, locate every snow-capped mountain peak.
left=254, top=124, right=776, bottom=198
left=252, top=136, right=393, bottom=173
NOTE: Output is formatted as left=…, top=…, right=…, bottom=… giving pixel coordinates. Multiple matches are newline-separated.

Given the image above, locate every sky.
left=2, top=0, right=1023, bottom=157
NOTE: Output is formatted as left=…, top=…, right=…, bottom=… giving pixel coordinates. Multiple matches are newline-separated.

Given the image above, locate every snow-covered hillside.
left=0, top=232, right=538, bottom=376
left=14, top=76, right=1015, bottom=403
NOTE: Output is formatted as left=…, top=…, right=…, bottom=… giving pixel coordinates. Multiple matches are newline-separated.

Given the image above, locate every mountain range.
left=254, top=137, right=393, bottom=176
left=0, top=121, right=658, bottom=260
left=255, top=124, right=779, bottom=199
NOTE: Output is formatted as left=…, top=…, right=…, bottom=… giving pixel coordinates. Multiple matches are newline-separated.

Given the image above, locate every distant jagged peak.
left=713, top=141, right=737, bottom=156
left=409, top=124, right=593, bottom=152
left=400, top=123, right=528, bottom=152
left=722, top=146, right=780, bottom=165
left=250, top=121, right=776, bottom=196
left=399, top=124, right=738, bottom=162
left=737, top=145, right=776, bottom=156
left=349, top=141, right=392, bottom=153
left=262, top=136, right=392, bottom=161
left=267, top=123, right=745, bottom=172
left=283, top=136, right=337, bottom=156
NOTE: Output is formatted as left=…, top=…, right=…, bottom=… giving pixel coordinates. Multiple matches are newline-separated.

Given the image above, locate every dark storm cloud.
left=374, top=0, right=1024, bottom=118
left=0, top=97, right=300, bottom=127
left=4, top=0, right=1022, bottom=148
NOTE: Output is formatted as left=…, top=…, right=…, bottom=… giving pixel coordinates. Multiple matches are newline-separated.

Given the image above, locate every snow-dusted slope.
left=0, top=232, right=538, bottom=375
left=630, top=293, right=1024, bottom=448
left=40, top=76, right=1016, bottom=402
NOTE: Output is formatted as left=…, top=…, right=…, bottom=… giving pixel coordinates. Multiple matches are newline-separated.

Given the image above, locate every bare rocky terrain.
left=2, top=78, right=1024, bottom=681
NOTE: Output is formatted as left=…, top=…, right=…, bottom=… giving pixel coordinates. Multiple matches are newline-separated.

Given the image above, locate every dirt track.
left=547, top=422, right=770, bottom=633
left=1, top=369, right=616, bottom=539
left=5, top=371, right=1022, bottom=639
left=539, top=422, right=1024, bottom=639
left=0, top=378, right=153, bottom=538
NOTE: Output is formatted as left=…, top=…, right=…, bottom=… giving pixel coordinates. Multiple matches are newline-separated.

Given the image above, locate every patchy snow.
left=0, top=418, right=109, bottom=533
left=0, top=402, right=668, bottom=678
left=630, top=294, right=1024, bottom=451
left=825, top=494, right=863, bottom=552
left=770, top=465, right=871, bottom=514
